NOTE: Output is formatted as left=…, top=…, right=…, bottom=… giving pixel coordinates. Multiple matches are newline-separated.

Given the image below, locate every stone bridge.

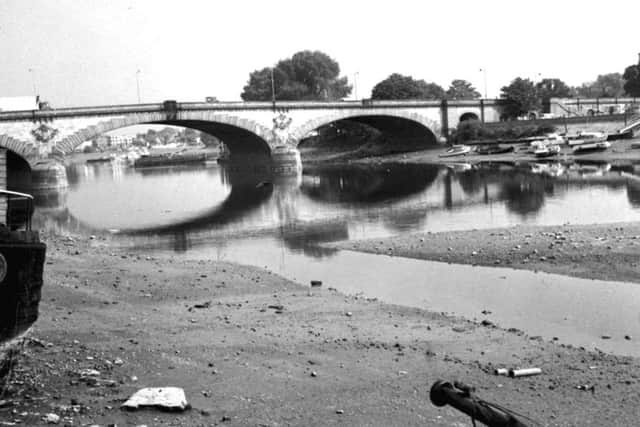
left=0, top=99, right=502, bottom=166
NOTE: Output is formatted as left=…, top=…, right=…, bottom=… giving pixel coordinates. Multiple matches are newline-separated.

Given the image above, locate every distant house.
left=109, top=135, right=133, bottom=148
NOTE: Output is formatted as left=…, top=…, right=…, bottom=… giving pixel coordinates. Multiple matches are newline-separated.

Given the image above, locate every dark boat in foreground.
left=0, top=190, right=46, bottom=372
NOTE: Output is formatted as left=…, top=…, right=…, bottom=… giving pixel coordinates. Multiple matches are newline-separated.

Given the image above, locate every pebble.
left=44, top=413, right=60, bottom=424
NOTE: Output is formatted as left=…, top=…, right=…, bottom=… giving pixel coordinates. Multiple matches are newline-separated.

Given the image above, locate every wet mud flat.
left=0, top=231, right=639, bottom=425
left=333, top=221, right=640, bottom=284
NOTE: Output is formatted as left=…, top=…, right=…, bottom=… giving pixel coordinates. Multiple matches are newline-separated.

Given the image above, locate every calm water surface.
left=34, top=158, right=640, bottom=355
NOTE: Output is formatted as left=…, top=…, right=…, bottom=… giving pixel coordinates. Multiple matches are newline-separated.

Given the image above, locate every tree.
left=240, top=50, right=351, bottom=101
left=623, top=60, right=640, bottom=96
left=535, top=78, right=572, bottom=112
left=371, top=73, right=445, bottom=100
left=573, top=73, right=625, bottom=97
left=445, top=79, right=481, bottom=100
left=499, top=77, right=540, bottom=119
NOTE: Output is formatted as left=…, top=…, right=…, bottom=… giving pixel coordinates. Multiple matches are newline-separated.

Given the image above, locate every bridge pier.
left=271, top=146, right=302, bottom=175
left=31, top=161, right=68, bottom=195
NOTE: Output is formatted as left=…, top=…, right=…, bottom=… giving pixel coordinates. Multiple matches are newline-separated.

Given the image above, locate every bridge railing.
left=0, top=98, right=504, bottom=122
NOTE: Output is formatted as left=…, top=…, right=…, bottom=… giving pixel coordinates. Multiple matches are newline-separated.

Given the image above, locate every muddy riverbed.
left=2, top=225, right=640, bottom=426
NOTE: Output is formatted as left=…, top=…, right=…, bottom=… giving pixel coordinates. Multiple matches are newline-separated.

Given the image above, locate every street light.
left=270, top=67, right=276, bottom=111
left=28, top=68, right=37, bottom=95
left=136, top=69, right=141, bottom=103
left=353, top=72, right=359, bottom=101
left=479, top=68, right=487, bottom=99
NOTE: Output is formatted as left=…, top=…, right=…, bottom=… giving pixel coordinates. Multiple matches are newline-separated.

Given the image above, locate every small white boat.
left=439, top=145, right=471, bottom=158
left=544, top=133, right=566, bottom=144
left=567, top=131, right=608, bottom=147
left=572, top=141, right=611, bottom=154
left=534, top=144, right=560, bottom=158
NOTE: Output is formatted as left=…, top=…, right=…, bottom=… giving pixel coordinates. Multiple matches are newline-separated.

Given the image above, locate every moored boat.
left=534, top=144, right=561, bottom=158
left=439, top=145, right=471, bottom=158
left=475, top=144, right=514, bottom=155
left=572, top=141, right=611, bottom=154
left=86, top=155, right=113, bottom=164
left=0, top=190, right=46, bottom=369
left=566, top=131, right=608, bottom=147
left=134, top=151, right=207, bottom=168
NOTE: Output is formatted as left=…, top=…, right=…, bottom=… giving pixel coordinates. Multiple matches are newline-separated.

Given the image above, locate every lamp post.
left=353, top=71, right=359, bottom=101
left=28, top=68, right=37, bottom=95
left=136, top=69, right=141, bottom=104
left=479, top=68, right=487, bottom=99
left=270, top=67, right=276, bottom=111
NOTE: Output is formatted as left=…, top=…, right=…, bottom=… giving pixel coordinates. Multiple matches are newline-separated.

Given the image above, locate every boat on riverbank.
left=475, top=144, right=514, bottom=155
left=439, top=145, right=471, bottom=158
left=572, top=141, right=611, bottom=154
left=134, top=151, right=207, bottom=168
left=0, top=190, right=46, bottom=371
left=86, top=155, right=113, bottom=164
left=534, top=144, right=561, bottom=158
left=566, top=131, right=608, bottom=147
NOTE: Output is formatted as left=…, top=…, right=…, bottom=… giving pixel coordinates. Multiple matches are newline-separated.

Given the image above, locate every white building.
left=0, top=96, right=39, bottom=112
left=109, top=135, right=134, bottom=147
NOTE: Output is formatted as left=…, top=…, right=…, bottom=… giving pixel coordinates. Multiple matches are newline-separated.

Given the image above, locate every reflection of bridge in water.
left=33, top=161, right=640, bottom=254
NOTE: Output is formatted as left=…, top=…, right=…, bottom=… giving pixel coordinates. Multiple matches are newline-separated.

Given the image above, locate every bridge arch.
left=53, top=112, right=275, bottom=157
left=0, top=134, right=37, bottom=164
left=459, top=112, right=479, bottom=122
left=291, top=110, right=441, bottom=147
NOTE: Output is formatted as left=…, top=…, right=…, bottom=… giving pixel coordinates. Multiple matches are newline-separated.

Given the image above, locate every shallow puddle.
left=181, top=238, right=640, bottom=357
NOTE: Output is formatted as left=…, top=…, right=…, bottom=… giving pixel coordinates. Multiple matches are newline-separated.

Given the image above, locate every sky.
left=1, top=0, right=639, bottom=108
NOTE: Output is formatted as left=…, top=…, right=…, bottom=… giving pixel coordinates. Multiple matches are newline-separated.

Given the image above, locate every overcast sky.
left=1, top=0, right=639, bottom=108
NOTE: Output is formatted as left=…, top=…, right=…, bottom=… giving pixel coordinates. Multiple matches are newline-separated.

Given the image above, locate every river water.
left=33, top=158, right=640, bottom=356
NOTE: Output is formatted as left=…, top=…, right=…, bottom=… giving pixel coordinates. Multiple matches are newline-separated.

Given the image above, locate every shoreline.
left=2, top=225, right=640, bottom=425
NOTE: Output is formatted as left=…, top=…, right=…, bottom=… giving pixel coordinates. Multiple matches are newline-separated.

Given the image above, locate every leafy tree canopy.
left=536, top=78, right=572, bottom=112
left=573, top=73, right=625, bottom=98
left=241, top=50, right=351, bottom=101
left=623, top=60, right=640, bottom=97
left=446, top=79, right=481, bottom=100
left=499, top=77, right=540, bottom=119
left=536, top=78, right=572, bottom=101
left=371, top=73, right=445, bottom=100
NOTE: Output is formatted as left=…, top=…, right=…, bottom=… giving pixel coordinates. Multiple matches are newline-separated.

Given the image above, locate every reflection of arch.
left=54, top=113, right=274, bottom=156
left=121, top=167, right=275, bottom=236
left=292, top=111, right=440, bottom=146
left=459, top=112, right=479, bottom=122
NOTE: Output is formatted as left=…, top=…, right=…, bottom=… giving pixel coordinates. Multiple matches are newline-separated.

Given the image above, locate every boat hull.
left=134, top=153, right=207, bottom=168
left=439, top=145, right=471, bottom=158
left=572, top=142, right=611, bottom=154
left=0, top=238, right=47, bottom=343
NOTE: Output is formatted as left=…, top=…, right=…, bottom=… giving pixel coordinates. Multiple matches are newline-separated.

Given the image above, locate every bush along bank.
left=451, top=120, right=556, bottom=144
